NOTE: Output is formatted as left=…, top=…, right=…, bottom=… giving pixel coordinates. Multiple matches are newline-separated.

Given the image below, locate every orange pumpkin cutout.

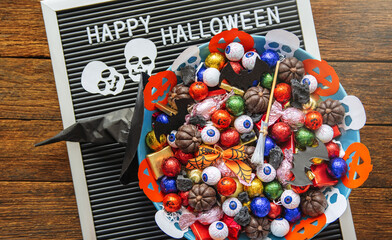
left=209, top=28, right=254, bottom=53
left=303, top=59, right=340, bottom=97
left=138, top=158, right=164, bottom=202
left=342, top=142, right=372, bottom=189
left=143, top=71, right=177, bottom=111
left=285, top=214, right=327, bottom=240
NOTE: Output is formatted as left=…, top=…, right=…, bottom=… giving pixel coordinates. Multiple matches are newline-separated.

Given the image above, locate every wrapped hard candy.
left=201, top=125, right=220, bottom=145
left=242, top=51, right=260, bottom=70
left=209, top=221, right=229, bottom=240
left=315, top=124, right=334, bottom=143
left=284, top=207, right=301, bottom=223
left=270, top=218, right=290, bottom=237
left=203, top=67, right=220, bottom=87
left=234, top=115, right=254, bottom=134
left=256, top=163, right=276, bottom=182
left=222, top=197, right=242, bottom=217
left=281, top=107, right=305, bottom=129
left=280, top=190, right=300, bottom=209
left=202, top=166, right=222, bottom=185
left=225, top=42, right=245, bottom=61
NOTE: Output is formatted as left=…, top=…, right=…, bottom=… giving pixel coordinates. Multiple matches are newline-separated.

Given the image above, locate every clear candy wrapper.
left=179, top=206, right=223, bottom=230
left=277, top=149, right=294, bottom=186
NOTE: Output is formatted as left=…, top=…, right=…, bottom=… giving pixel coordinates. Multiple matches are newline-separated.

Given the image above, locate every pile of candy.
left=144, top=34, right=349, bottom=239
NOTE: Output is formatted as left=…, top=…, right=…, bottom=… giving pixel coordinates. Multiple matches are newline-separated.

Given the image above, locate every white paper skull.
left=124, top=38, right=157, bottom=82
left=155, top=207, right=188, bottom=239
left=339, top=95, right=366, bottom=130
left=171, top=45, right=201, bottom=77
left=264, top=29, right=300, bottom=58
left=81, top=61, right=125, bottom=96
left=323, top=186, right=348, bottom=224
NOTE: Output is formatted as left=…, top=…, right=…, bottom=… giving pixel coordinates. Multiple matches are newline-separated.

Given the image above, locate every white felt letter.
left=240, top=11, right=253, bottom=30
left=113, top=21, right=126, bottom=39
left=199, top=20, right=211, bottom=38
left=126, top=18, right=138, bottom=37
left=223, top=14, right=238, bottom=30
left=187, top=23, right=200, bottom=40
left=139, top=15, right=151, bottom=33
left=267, top=6, right=280, bottom=25
left=86, top=25, right=100, bottom=44
left=254, top=9, right=266, bottom=28
left=102, top=24, right=114, bottom=42
left=210, top=17, right=223, bottom=35
left=161, top=27, right=174, bottom=45
left=176, top=24, right=188, bottom=43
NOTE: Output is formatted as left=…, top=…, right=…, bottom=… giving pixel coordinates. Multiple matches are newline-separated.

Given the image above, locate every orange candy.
left=217, top=177, right=237, bottom=196
left=163, top=193, right=182, bottom=212
left=304, top=111, right=323, bottom=130
left=189, top=82, right=209, bottom=101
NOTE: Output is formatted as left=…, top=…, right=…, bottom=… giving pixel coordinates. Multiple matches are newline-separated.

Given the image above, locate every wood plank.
left=312, top=0, right=392, bottom=61
left=1, top=117, right=390, bottom=187
left=350, top=188, right=392, bottom=240
left=0, top=181, right=82, bottom=239
left=1, top=58, right=390, bottom=125
left=0, top=0, right=391, bottom=61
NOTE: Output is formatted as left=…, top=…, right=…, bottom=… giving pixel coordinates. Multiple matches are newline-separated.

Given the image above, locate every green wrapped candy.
left=261, top=73, right=274, bottom=89
left=295, top=127, right=316, bottom=147
left=263, top=180, right=283, bottom=200
left=226, top=95, right=245, bottom=116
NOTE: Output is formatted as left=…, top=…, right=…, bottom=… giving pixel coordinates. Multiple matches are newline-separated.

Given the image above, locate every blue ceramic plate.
left=138, top=35, right=359, bottom=240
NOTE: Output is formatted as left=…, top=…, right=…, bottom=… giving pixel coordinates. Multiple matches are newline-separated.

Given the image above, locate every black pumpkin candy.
left=278, top=57, right=305, bottom=83
left=175, top=124, right=201, bottom=153
left=300, top=189, right=328, bottom=217
left=317, top=98, right=345, bottom=126
left=168, top=84, right=192, bottom=110
left=244, top=86, right=270, bottom=114
left=245, top=216, right=270, bottom=239
left=188, top=183, right=217, bottom=211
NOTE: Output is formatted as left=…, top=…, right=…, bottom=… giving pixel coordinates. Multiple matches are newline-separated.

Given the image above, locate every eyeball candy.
left=201, top=125, right=220, bottom=145
left=167, top=130, right=178, bottom=148
left=280, top=189, right=300, bottom=209
left=250, top=197, right=270, bottom=217
left=234, top=115, right=253, bottom=133
left=284, top=207, right=301, bottom=222
left=163, top=193, right=182, bottom=212
left=315, top=124, right=334, bottom=143
left=222, top=197, right=242, bottom=217
left=260, top=49, right=280, bottom=68
left=160, top=176, right=177, bottom=194
left=327, top=157, right=348, bottom=179
left=305, top=110, right=323, bottom=130
left=203, top=68, right=220, bottom=87
left=242, top=51, right=260, bottom=70
left=189, top=82, right=209, bottom=101
left=271, top=218, right=290, bottom=237
left=205, top=52, right=226, bottom=70
left=225, top=42, right=245, bottom=62
left=301, top=74, right=318, bottom=93
left=217, top=177, right=237, bottom=196
left=202, top=166, right=222, bottom=185
left=256, top=163, right=276, bottom=182
left=211, top=110, right=231, bottom=129
left=209, top=221, right=229, bottom=240
left=162, top=157, right=181, bottom=177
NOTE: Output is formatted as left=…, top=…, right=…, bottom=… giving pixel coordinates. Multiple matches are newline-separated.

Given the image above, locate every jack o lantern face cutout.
left=342, top=142, right=372, bottom=189
left=209, top=28, right=254, bottom=53
left=285, top=214, right=327, bottom=240
left=144, top=71, right=177, bottom=111
left=138, top=158, right=164, bottom=202
left=303, top=59, right=340, bottom=97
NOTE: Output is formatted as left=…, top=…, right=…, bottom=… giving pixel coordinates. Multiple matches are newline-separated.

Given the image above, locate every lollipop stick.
left=262, top=60, right=280, bottom=134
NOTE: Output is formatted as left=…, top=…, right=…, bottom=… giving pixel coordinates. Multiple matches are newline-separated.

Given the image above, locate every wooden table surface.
left=0, top=0, right=391, bottom=239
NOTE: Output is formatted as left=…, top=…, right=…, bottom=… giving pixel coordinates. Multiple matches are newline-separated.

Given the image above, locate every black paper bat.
left=153, top=98, right=194, bottom=138
left=219, top=57, right=271, bottom=90
left=290, top=139, right=330, bottom=186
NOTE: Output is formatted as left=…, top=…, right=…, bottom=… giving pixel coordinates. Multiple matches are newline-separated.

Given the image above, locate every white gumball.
left=208, top=221, right=229, bottom=240
left=222, top=198, right=242, bottom=217
left=242, top=51, right=260, bottom=70
left=202, top=166, right=221, bottom=185
left=234, top=115, right=254, bottom=133
left=301, top=74, right=318, bottom=93
left=271, top=218, right=290, bottom=237
left=167, top=130, right=178, bottom=148
left=281, top=190, right=300, bottom=209
left=225, top=42, right=245, bottom=61
left=315, top=124, right=334, bottom=143
left=203, top=68, right=220, bottom=87
left=201, top=125, right=220, bottom=145
left=256, top=163, right=276, bottom=182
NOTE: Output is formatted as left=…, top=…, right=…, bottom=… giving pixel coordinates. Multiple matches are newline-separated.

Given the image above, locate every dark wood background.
left=0, top=0, right=391, bottom=239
